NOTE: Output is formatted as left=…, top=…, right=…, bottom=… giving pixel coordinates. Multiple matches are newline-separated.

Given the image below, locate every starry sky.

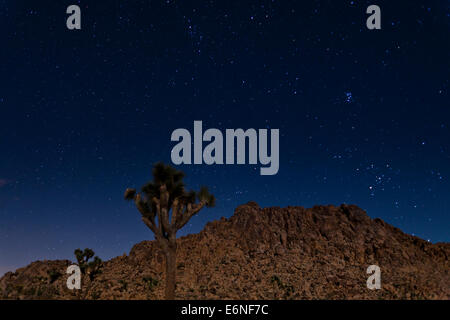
left=0, top=0, right=449, bottom=275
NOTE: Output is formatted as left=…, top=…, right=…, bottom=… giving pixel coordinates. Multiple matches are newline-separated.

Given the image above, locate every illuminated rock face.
left=1, top=202, right=449, bottom=300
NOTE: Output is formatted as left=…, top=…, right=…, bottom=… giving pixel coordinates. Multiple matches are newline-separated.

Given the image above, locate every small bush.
left=47, top=269, right=63, bottom=284
left=119, top=280, right=128, bottom=292
left=143, top=276, right=159, bottom=291
left=270, top=275, right=295, bottom=298
left=91, top=290, right=101, bottom=300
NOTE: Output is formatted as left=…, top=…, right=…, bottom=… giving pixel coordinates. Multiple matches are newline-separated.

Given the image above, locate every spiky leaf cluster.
left=124, top=162, right=215, bottom=224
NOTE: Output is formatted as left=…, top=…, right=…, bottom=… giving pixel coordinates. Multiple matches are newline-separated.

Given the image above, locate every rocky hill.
left=1, top=202, right=449, bottom=299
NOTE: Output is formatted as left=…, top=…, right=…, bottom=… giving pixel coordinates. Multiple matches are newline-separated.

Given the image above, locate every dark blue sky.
left=1, top=0, right=449, bottom=275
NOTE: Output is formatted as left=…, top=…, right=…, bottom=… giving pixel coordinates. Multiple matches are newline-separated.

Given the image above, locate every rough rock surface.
left=1, top=203, right=449, bottom=299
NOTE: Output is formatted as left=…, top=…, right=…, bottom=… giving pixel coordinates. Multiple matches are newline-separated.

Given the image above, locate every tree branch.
left=152, top=197, right=164, bottom=235
left=176, top=201, right=206, bottom=230
left=171, top=197, right=182, bottom=228
left=142, top=216, right=162, bottom=239
left=160, top=207, right=171, bottom=235
left=135, top=194, right=150, bottom=217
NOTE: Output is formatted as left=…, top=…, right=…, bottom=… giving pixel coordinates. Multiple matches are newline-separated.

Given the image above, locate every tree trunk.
left=164, top=245, right=177, bottom=300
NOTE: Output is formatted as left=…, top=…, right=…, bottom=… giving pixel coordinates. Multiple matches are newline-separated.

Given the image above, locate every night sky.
left=1, top=0, right=449, bottom=275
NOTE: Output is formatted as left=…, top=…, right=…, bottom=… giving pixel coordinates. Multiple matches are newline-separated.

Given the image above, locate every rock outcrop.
left=1, top=203, right=448, bottom=299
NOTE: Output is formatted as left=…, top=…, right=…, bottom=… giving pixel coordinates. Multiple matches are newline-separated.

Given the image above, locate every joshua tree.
left=73, top=248, right=103, bottom=299
left=125, top=162, right=215, bottom=299
left=74, top=248, right=103, bottom=281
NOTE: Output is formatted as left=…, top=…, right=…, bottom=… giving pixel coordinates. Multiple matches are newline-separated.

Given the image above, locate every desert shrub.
left=119, top=280, right=128, bottom=292
left=91, top=290, right=101, bottom=300
left=24, top=286, right=36, bottom=296
left=143, top=276, right=159, bottom=291
left=47, top=269, right=63, bottom=284
left=270, top=275, right=295, bottom=298
left=15, top=284, right=24, bottom=294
